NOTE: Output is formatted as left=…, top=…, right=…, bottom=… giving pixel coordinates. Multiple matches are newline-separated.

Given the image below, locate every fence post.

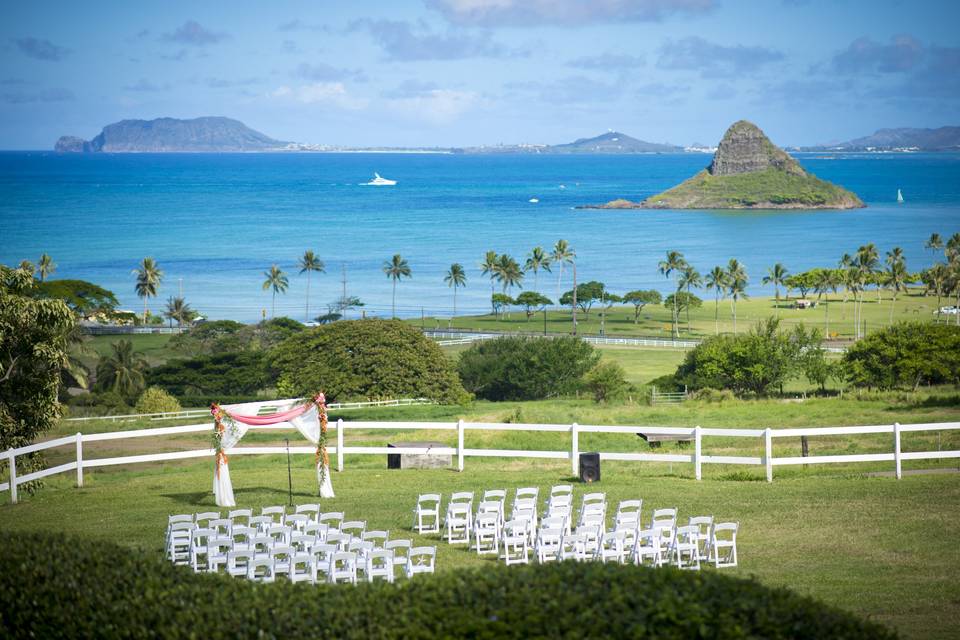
left=8, top=449, right=17, bottom=504
left=76, top=432, right=84, bottom=488
left=893, top=422, right=902, bottom=480
left=336, top=418, right=344, bottom=473
left=571, top=423, right=579, bottom=477
left=457, top=420, right=465, bottom=472
left=693, top=426, right=702, bottom=481
left=764, top=428, right=773, bottom=483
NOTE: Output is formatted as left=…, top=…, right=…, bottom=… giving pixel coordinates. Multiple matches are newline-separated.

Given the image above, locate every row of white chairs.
left=165, top=510, right=436, bottom=584
left=415, top=487, right=624, bottom=539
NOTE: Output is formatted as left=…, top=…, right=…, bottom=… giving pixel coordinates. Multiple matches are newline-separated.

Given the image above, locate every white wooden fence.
left=2, top=420, right=958, bottom=504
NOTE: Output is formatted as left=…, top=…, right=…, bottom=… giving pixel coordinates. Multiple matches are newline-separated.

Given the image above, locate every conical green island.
left=588, top=120, right=865, bottom=210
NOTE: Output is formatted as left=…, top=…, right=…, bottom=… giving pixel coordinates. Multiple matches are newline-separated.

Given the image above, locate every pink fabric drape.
left=222, top=403, right=311, bottom=426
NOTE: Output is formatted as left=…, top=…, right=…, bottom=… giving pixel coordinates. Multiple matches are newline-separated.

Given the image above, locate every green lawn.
left=1, top=453, right=957, bottom=639
left=420, top=291, right=949, bottom=342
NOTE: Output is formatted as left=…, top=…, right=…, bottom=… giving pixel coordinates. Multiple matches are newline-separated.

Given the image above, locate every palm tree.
left=925, top=233, right=943, bottom=258
left=814, top=269, right=839, bottom=336
left=493, top=254, right=524, bottom=295
left=658, top=250, right=687, bottom=338
left=480, top=250, right=499, bottom=313
left=37, top=253, right=56, bottom=282
left=762, top=263, right=789, bottom=315
left=925, top=263, right=948, bottom=323
left=726, top=259, right=748, bottom=333
left=95, top=340, right=147, bottom=397
left=854, top=244, right=879, bottom=338
left=705, top=266, right=728, bottom=335
left=382, top=254, right=412, bottom=318
left=132, top=257, right=164, bottom=324
left=262, top=264, right=289, bottom=318
left=947, top=232, right=960, bottom=263
left=886, top=259, right=908, bottom=324
left=551, top=240, right=575, bottom=307
left=524, top=246, right=552, bottom=291
left=298, top=250, right=326, bottom=323
left=678, top=264, right=702, bottom=333
left=444, top=263, right=467, bottom=325
left=163, top=296, right=194, bottom=333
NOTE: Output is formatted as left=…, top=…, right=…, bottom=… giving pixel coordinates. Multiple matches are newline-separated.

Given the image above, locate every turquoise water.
left=1, top=151, right=958, bottom=321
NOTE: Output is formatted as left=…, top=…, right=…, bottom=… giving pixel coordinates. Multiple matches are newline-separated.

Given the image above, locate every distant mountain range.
left=802, top=126, right=960, bottom=152
left=54, top=117, right=960, bottom=154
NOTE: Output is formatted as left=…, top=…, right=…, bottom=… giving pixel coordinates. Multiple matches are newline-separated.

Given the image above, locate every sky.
left=1, top=0, right=959, bottom=149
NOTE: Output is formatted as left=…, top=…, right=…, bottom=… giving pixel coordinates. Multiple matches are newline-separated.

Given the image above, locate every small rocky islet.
left=582, top=120, right=865, bottom=210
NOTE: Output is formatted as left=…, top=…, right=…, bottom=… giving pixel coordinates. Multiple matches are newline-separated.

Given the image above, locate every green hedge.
left=0, top=532, right=894, bottom=639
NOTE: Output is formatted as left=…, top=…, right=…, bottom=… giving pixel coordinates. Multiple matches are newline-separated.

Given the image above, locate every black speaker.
left=579, top=452, right=600, bottom=483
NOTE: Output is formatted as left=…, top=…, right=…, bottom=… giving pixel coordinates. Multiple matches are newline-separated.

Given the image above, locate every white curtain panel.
left=212, top=419, right=250, bottom=508
left=289, top=405, right=336, bottom=498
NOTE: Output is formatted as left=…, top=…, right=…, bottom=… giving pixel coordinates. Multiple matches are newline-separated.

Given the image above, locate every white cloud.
left=269, top=82, right=368, bottom=109
left=386, top=88, right=480, bottom=124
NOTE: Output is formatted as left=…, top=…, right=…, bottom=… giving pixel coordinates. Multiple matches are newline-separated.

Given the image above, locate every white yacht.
left=364, top=172, right=397, bottom=186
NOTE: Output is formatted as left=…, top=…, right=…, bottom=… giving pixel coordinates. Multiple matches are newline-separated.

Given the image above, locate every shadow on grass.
left=894, top=394, right=960, bottom=410
left=160, top=486, right=320, bottom=507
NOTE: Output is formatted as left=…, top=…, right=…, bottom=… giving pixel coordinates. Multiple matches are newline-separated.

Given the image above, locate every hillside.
left=549, top=131, right=680, bottom=153
left=582, top=121, right=864, bottom=210
left=54, top=117, right=288, bottom=152
left=806, top=126, right=960, bottom=152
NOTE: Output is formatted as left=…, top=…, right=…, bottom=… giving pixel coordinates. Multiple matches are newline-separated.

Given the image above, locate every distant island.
left=55, top=117, right=289, bottom=153
left=459, top=131, right=682, bottom=154
left=582, top=120, right=865, bottom=210
left=801, top=126, right=960, bottom=152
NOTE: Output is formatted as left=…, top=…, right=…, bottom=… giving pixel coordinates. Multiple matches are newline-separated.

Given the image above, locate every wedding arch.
left=210, top=394, right=334, bottom=507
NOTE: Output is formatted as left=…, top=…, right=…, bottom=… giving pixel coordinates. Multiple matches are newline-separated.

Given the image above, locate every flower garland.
left=210, top=402, right=239, bottom=478
left=310, top=393, right=329, bottom=487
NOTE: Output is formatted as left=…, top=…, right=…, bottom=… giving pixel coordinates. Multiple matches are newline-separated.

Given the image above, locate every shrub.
left=584, top=361, right=629, bottom=402
left=676, top=318, right=823, bottom=396
left=0, top=532, right=894, bottom=639
left=145, top=351, right=271, bottom=397
left=691, top=388, right=736, bottom=403
left=843, top=322, right=960, bottom=390
left=134, top=387, right=182, bottom=414
left=270, top=319, right=469, bottom=404
left=458, top=336, right=599, bottom=401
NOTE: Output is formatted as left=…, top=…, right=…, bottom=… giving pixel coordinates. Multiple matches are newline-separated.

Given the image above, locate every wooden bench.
left=636, top=432, right=693, bottom=448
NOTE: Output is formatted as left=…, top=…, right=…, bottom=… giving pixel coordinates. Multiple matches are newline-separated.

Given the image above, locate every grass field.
left=1, top=451, right=958, bottom=639
left=419, top=290, right=952, bottom=341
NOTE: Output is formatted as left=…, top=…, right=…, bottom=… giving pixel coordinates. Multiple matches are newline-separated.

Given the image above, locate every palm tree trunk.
left=556, top=265, right=564, bottom=309
left=714, top=295, right=719, bottom=335
left=272, top=290, right=276, bottom=318
left=672, top=285, right=678, bottom=339
left=733, top=298, right=737, bottom=333
left=143, top=297, right=148, bottom=325
left=685, top=284, right=691, bottom=333
left=452, top=286, right=457, bottom=328
left=305, top=272, right=311, bottom=322
left=392, top=279, right=397, bottom=318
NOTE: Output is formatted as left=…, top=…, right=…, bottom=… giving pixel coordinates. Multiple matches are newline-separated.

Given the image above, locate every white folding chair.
left=190, top=527, right=214, bottom=572
left=511, top=498, right=539, bottom=535
left=247, top=556, right=275, bottom=583
left=326, top=532, right=351, bottom=551
left=291, top=533, right=316, bottom=553
left=166, top=521, right=194, bottom=564
left=385, top=539, right=412, bottom=571
left=710, top=522, right=739, bottom=568
left=580, top=492, right=607, bottom=519
left=576, top=524, right=602, bottom=556
left=228, top=509, right=252, bottom=526
left=266, top=524, right=292, bottom=547
left=365, top=548, right=395, bottom=583
left=289, top=552, right=314, bottom=583
left=597, top=531, right=625, bottom=563
left=270, top=545, right=295, bottom=578
left=634, top=528, right=663, bottom=567
left=319, top=511, right=344, bottom=530
left=549, top=484, right=572, bottom=503
left=536, top=527, right=563, bottom=563
left=413, top=494, right=441, bottom=534
left=206, top=536, right=233, bottom=572
left=406, top=546, right=436, bottom=578
left=615, top=499, right=643, bottom=523
left=501, top=519, right=530, bottom=565
left=304, top=522, right=329, bottom=542
left=231, top=526, right=256, bottom=552
left=295, top=504, right=321, bottom=522
left=362, top=530, right=389, bottom=547
left=473, top=512, right=500, bottom=555
left=512, top=508, right=537, bottom=545
left=560, top=533, right=588, bottom=562
left=227, top=549, right=254, bottom=578
left=209, top=518, right=233, bottom=537
left=284, top=514, right=311, bottom=532
left=515, top=487, right=539, bottom=501
left=248, top=515, right=273, bottom=533
left=444, top=502, right=472, bottom=545
left=341, top=520, right=366, bottom=540
left=546, top=504, right=572, bottom=534
left=168, top=514, right=193, bottom=528
left=349, top=540, right=375, bottom=571
left=250, top=535, right=272, bottom=558
left=689, top=516, right=714, bottom=561
left=309, top=543, right=338, bottom=583
left=671, top=525, right=701, bottom=570
left=650, top=508, right=678, bottom=549
left=329, top=551, right=358, bottom=584
left=449, top=491, right=475, bottom=529
left=261, top=505, right=286, bottom=524
left=614, top=511, right=640, bottom=533
left=194, top=512, right=220, bottom=528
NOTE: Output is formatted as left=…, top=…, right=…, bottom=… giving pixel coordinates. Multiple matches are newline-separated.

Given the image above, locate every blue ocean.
left=1, top=151, right=958, bottom=322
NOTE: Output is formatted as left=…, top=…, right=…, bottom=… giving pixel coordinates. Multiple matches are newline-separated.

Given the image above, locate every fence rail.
left=3, top=419, right=958, bottom=504
left=63, top=398, right=434, bottom=423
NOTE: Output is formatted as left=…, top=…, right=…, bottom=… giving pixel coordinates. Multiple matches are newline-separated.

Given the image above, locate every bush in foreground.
left=458, top=336, right=599, bottom=401
left=0, top=532, right=894, bottom=639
